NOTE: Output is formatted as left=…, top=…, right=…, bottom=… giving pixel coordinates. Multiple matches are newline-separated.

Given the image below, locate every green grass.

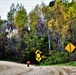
left=53, top=61, right=76, bottom=66
left=40, top=61, right=76, bottom=66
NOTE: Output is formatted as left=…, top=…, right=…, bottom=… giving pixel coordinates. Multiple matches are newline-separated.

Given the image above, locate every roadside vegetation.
left=0, top=0, right=76, bottom=65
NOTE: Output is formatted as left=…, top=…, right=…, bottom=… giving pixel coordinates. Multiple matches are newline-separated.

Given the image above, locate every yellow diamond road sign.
left=65, top=43, right=75, bottom=53
left=35, top=50, right=42, bottom=62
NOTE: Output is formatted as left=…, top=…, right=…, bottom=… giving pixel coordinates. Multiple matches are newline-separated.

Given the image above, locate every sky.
left=0, top=0, right=51, bottom=20
left=0, top=0, right=72, bottom=20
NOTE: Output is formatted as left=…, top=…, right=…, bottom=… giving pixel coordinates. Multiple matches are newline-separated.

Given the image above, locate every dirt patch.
left=0, top=61, right=76, bottom=75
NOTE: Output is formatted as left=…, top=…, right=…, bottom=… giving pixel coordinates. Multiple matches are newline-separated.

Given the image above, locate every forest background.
left=0, top=0, right=76, bottom=65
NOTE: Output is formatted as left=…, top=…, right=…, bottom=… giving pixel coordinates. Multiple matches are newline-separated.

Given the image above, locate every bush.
left=40, top=51, right=69, bottom=65
left=66, top=61, right=76, bottom=66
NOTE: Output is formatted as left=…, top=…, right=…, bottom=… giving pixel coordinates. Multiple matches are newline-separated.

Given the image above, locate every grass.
left=53, top=61, right=76, bottom=66
left=39, top=61, right=76, bottom=66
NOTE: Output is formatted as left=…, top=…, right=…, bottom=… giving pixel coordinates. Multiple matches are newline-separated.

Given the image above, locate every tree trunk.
left=48, top=30, right=51, bottom=53
left=57, top=39, right=62, bottom=52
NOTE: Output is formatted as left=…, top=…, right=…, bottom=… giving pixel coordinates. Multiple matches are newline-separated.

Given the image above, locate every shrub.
left=40, top=51, right=69, bottom=65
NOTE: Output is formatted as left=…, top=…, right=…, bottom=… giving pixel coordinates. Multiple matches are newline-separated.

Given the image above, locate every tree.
left=48, top=0, right=76, bottom=51
left=48, top=2, right=69, bottom=51
left=14, top=8, right=28, bottom=29
left=7, top=3, right=24, bottom=21
left=7, top=3, right=16, bottom=21
left=29, top=3, right=54, bottom=52
left=29, top=3, right=48, bottom=52
left=68, top=1, right=76, bottom=43
left=29, top=4, right=41, bottom=27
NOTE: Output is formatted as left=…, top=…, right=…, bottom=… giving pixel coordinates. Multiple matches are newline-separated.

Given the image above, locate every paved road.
left=0, top=61, right=76, bottom=75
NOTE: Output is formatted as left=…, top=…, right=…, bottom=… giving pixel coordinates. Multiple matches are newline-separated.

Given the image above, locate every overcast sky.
left=0, top=0, right=72, bottom=20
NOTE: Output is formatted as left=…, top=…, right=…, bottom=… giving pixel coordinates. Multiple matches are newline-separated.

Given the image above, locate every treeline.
left=0, top=0, right=76, bottom=64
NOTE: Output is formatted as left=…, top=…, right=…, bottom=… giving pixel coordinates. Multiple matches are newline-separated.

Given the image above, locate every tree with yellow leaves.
left=48, top=0, right=76, bottom=51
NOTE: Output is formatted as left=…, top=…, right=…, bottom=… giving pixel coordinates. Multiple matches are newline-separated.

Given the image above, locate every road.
left=0, top=61, right=76, bottom=75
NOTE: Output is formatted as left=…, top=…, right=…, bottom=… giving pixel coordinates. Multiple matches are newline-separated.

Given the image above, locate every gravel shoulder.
left=0, top=61, right=76, bottom=75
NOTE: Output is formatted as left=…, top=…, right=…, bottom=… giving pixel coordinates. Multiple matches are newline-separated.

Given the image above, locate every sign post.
left=65, top=42, right=75, bottom=61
